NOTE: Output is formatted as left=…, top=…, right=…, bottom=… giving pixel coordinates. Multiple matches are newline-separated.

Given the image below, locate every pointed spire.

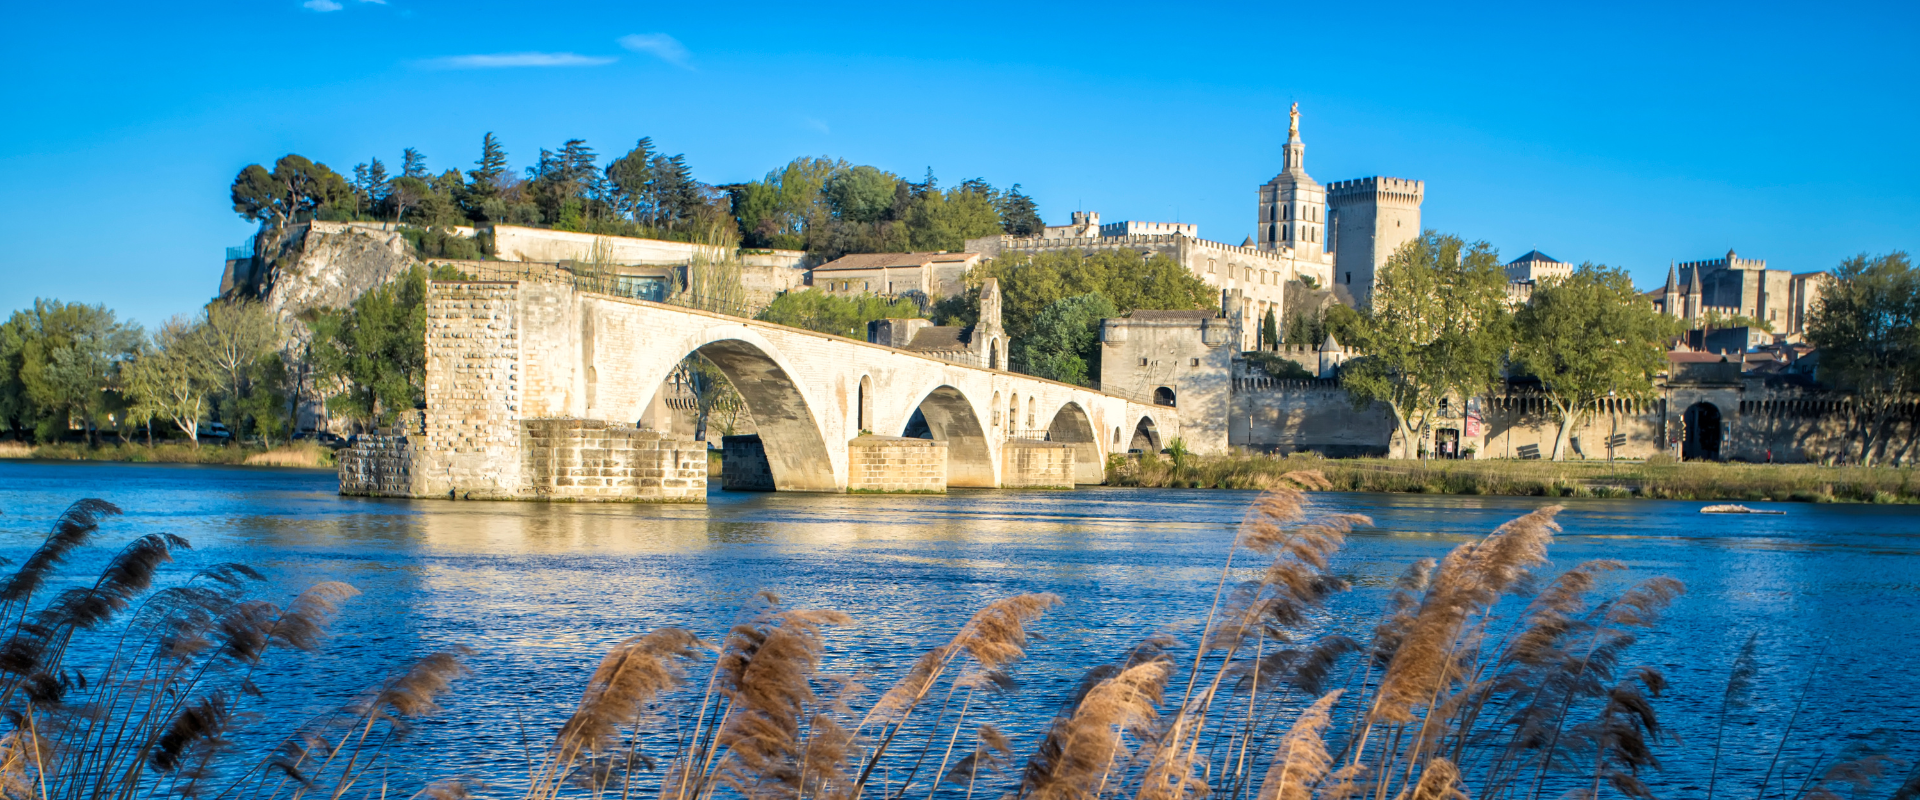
left=1320, top=332, right=1342, bottom=352
left=1665, top=261, right=1678, bottom=293
left=1688, top=264, right=1702, bottom=294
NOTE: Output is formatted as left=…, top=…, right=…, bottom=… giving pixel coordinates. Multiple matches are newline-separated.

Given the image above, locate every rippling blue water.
left=0, top=460, right=1915, bottom=794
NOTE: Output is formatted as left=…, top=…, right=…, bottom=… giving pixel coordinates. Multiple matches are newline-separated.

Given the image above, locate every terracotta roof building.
left=810, top=251, right=981, bottom=299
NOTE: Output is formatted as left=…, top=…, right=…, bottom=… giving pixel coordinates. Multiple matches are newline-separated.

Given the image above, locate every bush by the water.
left=1108, top=452, right=1920, bottom=503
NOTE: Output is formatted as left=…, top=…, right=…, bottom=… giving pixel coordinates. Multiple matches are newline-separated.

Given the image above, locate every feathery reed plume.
left=1797, top=729, right=1895, bottom=800
left=1580, top=670, right=1666, bottom=799
left=0, top=499, right=120, bottom=605
left=151, top=693, right=232, bottom=772
left=710, top=607, right=854, bottom=800
left=553, top=628, right=702, bottom=759
left=1369, top=559, right=1436, bottom=669
left=1401, top=757, right=1467, bottom=800
left=1370, top=507, right=1560, bottom=725
left=1019, top=659, right=1170, bottom=800
left=942, top=725, right=1013, bottom=792
left=1255, top=690, right=1341, bottom=800
left=1705, top=630, right=1757, bottom=800
left=852, top=594, right=1060, bottom=799
left=415, top=778, right=472, bottom=798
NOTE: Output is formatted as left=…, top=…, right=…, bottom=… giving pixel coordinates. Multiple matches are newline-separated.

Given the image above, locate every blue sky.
left=3, top=0, right=1915, bottom=327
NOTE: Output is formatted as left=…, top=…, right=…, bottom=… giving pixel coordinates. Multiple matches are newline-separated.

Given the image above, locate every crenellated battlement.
left=1326, top=176, right=1425, bottom=205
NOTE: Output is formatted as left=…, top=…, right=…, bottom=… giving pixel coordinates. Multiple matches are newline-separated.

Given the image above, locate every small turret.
left=1317, top=332, right=1345, bottom=378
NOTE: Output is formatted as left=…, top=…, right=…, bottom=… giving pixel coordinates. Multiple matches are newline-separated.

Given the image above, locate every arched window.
left=1113, top=427, right=1122, bottom=446
left=989, top=339, right=1001, bottom=370
left=1027, top=397, right=1036, bottom=429
left=1153, top=387, right=1176, bottom=407
left=1009, top=394, right=1019, bottom=430
left=991, top=392, right=1002, bottom=426
left=857, top=374, right=873, bottom=433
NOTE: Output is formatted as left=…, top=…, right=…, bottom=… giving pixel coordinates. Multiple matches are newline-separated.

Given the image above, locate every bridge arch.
left=634, top=324, right=839, bottom=493
left=905, top=385, right=996, bottom=488
left=1129, top=415, right=1163, bottom=453
left=1046, top=401, right=1106, bottom=484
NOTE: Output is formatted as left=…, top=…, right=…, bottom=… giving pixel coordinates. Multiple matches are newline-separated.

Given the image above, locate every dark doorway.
left=1434, top=428, right=1461, bottom=459
left=1684, top=402, right=1722, bottom=461
left=1153, top=386, right=1177, bottom=407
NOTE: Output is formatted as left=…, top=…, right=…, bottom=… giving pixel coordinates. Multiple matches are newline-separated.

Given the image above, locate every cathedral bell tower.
left=1255, top=104, right=1328, bottom=254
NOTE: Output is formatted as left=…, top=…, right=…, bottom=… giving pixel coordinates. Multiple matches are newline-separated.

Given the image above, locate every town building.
left=810, top=251, right=981, bottom=299
left=1646, top=249, right=1824, bottom=335
left=866, top=279, right=1008, bottom=370
left=1501, top=250, right=1573, bottom=305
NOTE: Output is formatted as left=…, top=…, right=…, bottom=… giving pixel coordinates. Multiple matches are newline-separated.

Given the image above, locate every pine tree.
left=365, top=157, right=388, bottom=201
left=605, top=138, right=658, bottom=223
left=999, top=184, right=1042, bottom=236
left=468, top=133, right=507, bottom=193
left=401, top=148, right=428, bottom=179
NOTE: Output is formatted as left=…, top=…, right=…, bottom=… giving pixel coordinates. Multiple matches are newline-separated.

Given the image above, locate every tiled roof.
left=904, top=326, right=969, bottom=351
left=1508, top=250, right=1564, bottom=265
left=813, top=252, right=978, bottom=271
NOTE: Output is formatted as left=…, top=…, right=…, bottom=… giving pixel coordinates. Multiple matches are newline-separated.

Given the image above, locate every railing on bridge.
left=1007, top=428, right=1054, bottom=441
left=453, top=261, right=765, bottom=319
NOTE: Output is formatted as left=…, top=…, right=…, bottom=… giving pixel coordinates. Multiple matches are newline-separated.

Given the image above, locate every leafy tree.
left=306, top=265, right=461, bottom=428
left=1338, top=231, right=1511, bottom=458
left=968, top=249, right=1215, bottom=344
left=230, top=155, right=355, bottom=227
left=755, top=292, right=922, bottom=339
left=1512, top=264, right=1683, bottom=460
left=672, top=356, right=745, bottom=443
left=124, top=316, right=216, bottom=445
left=199, top=300, right=283, bottom=438
left=0, top=301, right=141, bottom=444
left=905, top=187, right=1002, bottom=252
left=1806, top=251, right=1920, bottom=465
left=825, top=166, right=899, bottom=224
left=1014, top=293, right=1117, bottom=387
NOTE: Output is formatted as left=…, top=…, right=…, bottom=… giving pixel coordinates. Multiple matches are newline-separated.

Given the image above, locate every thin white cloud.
left=416, top=52, right=618, bottom=69
left=359, top=0, right=387, bottom=4
left=617, top=34, right=691, bottom=68
left=303, top=0, right=343, bottom=11
left=803, top=118, right=830, bottom=134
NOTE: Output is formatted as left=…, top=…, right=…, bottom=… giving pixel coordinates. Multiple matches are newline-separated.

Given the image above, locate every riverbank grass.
left=1108, top=451, right=1920, bottom=503
left=10, top=441, right=337, bottom=468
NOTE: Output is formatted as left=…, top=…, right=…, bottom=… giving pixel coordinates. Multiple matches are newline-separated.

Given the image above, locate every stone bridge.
left=339, top=280, right=1179, bottom=501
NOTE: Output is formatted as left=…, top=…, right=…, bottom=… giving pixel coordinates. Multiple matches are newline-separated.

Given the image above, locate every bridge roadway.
left=413, top=280, right=1180, bottom=497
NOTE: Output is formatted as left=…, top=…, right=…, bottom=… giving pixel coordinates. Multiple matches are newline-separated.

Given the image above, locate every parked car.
left=198, top=423, right=232, bottom=441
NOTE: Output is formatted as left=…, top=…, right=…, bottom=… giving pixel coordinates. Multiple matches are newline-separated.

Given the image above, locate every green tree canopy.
left=1512, top=264, right=1683, bottom=460
left=1338, top=231, right=1511, bottom=458
left=0, top=300, right=141, bottom=443
left=969, top=249, right=1216, bottom=344
left=230, top=155, right=356, bottom=227
left=1806, top=251, right=1920, bottom=465
left=306, top=265, right=464, bottom=428
left=1014, top=293, right=1118, bottom=387
left=755, top=292, right=923, bottom=340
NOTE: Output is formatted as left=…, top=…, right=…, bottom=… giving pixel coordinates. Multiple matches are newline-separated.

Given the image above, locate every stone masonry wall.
left=421, top=282, right=525, bottom=498
left=721, top=435, right=775, bottom=491
left=521, top=419, right=706, bottom=502
left=847, top=436, right=947, bottom=493
left=337, top=434, right=414, bottom=497
left=1001, top=440, right=1075, bottom=489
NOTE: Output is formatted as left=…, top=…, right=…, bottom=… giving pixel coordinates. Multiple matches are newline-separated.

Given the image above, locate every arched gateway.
left=338, top=280, right=1179, bottom=501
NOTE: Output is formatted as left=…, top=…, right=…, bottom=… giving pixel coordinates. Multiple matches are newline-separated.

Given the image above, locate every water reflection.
left=0, top=461, right=1916, bottom=791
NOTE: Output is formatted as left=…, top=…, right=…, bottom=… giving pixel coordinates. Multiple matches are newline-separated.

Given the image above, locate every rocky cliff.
left=227, top=221, right=420, bottom=325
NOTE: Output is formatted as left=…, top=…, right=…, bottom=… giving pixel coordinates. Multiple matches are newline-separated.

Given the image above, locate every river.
left=0, top=460, right=1914, bottom=793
